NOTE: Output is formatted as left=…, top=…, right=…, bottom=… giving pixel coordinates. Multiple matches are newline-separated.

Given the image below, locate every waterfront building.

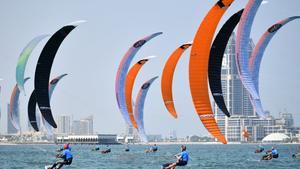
left=55, top=134, right=119, bottom=144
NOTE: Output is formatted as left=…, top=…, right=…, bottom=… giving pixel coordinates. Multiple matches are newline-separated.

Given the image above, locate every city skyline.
left=0, top=0, right=300, bottom=138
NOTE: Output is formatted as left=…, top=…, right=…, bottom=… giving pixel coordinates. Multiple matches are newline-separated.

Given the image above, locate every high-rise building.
left=169, top=130, right=177, bottom=141
left=277, top=112, right=294, bottom=127
left=84, top=115, right=93, bottom=135
left=71, top=120, right=81, bottom=135
left=56, top=115, right=71, bottom=135
left=7, top=103, right=18, bottom=134
left=71, top=116, right=94, bottom=135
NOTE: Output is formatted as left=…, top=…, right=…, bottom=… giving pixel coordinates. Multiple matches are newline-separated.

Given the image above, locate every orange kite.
left=189, top=0, right=234, bottom=144
left=125, top=58, right=152, bottom=128
left=161, top=44, right=191, bottom=118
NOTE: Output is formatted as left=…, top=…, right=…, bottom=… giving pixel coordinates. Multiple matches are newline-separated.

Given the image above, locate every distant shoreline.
left=138, top=142, right=300, bottom=145
left=0, top=142, right=54, bottom=145
left=0, top=143, right=18, bottom=145
left=1, top=141, right=299, bottom=145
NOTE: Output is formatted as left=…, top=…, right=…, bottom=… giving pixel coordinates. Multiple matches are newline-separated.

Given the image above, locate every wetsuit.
left=101, top=148, right=111, bottom=154
left=51, top=148, right=73, bottom=169
left=176, top=151, right=189, bottom=166
left=272, top=149, right=279, bottom=158
left=293, top=153, right=300, bottom=158
left=151, top=146, right=158, bottom=152
left=93, top=147, right=100, bottom=151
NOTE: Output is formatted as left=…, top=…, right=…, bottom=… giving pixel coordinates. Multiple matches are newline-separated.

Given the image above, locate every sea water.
left=0, top=144, right=299, bottom=169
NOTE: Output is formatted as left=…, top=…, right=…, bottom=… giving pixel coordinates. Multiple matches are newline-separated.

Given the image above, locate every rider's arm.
left=57, top=151, right=67, bottom=159
left=56, top=153, right=64, bottom=158
left=176, top=153, right=182, bottom=160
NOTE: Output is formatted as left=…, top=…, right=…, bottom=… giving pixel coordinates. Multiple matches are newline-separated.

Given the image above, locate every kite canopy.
left=248, top=16, right=300, bottom=118
left=49, top=74, right=68, bottom=96
left=189, top=0, right=234, bottom=144
left=29, top=74, right=68, bottom=132
left=28, top=90, right=39, bottom=131
left=34, top=21, right=83, bottom=128
left=115, top=32, right=162, bottom=126
left=16, top=34, right=49, bottom=94
left=125, top=57, right=155, bottom=129
left=134, top=76, right=158, bottom=143
left=208, top=9, right=244, bottom=117
left=161, top=43, right=191, bottom=118
left=10, top=77, right=30, bottom=131
left=236, top=0, right=263, bottom=101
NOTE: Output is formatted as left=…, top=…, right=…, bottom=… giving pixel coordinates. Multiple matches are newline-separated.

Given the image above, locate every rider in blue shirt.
left=50, top=144, right=73, bottom=169
left=179, top=149, right=189, bottom=162
left=150, top=144, right=158, bottom=152
left=163, top=145, right=189, bottom=169
left=271, top=147, right=279, bottom=158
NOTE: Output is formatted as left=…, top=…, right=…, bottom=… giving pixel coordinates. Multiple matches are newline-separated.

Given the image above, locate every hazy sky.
left=0, top=0, right=300, bottom=137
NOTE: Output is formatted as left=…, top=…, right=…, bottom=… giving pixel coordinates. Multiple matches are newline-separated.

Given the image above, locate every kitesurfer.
left=101, top=145, right=111, bottom=154
left=262, top=147, right=278, bottom=160
left=292, top=153, right=300, bottom=158
left=125, top=144, right=130, bottom=152
left=49, top=144, right=73, bottom=169
left=255, top=145, right=264, bottom=153
left=92, top=147, right=100, bottom=151
left=162, top=145, right=189, bottom=169
left=151, top=144, right=158, bottom=152
left=145, top=144, right=158, bottom=153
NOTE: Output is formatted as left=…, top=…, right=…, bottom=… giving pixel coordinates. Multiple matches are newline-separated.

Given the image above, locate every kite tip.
left=262, top=0, right=268, bottom=5
left=144, top=55, right=158, bottom=60
left=67, top=20, right=87, bottom=27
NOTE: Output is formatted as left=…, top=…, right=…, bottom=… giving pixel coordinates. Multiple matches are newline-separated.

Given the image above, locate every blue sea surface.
left=0, top=144, right=299, bottom=169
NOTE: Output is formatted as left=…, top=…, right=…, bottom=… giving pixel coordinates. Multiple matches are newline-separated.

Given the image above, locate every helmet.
left=63, top=143, right=69, bottom=149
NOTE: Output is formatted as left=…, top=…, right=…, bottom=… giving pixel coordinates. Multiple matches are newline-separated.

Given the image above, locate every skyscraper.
left=71, top=120, right=81, bottom=135
left=56, top=115, right=71, bottom=135
left=7, top=103, right=18, bottom=134
left=84, top=115, right=93, bottom=135
left=71, top=116, right=94, bottom=135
